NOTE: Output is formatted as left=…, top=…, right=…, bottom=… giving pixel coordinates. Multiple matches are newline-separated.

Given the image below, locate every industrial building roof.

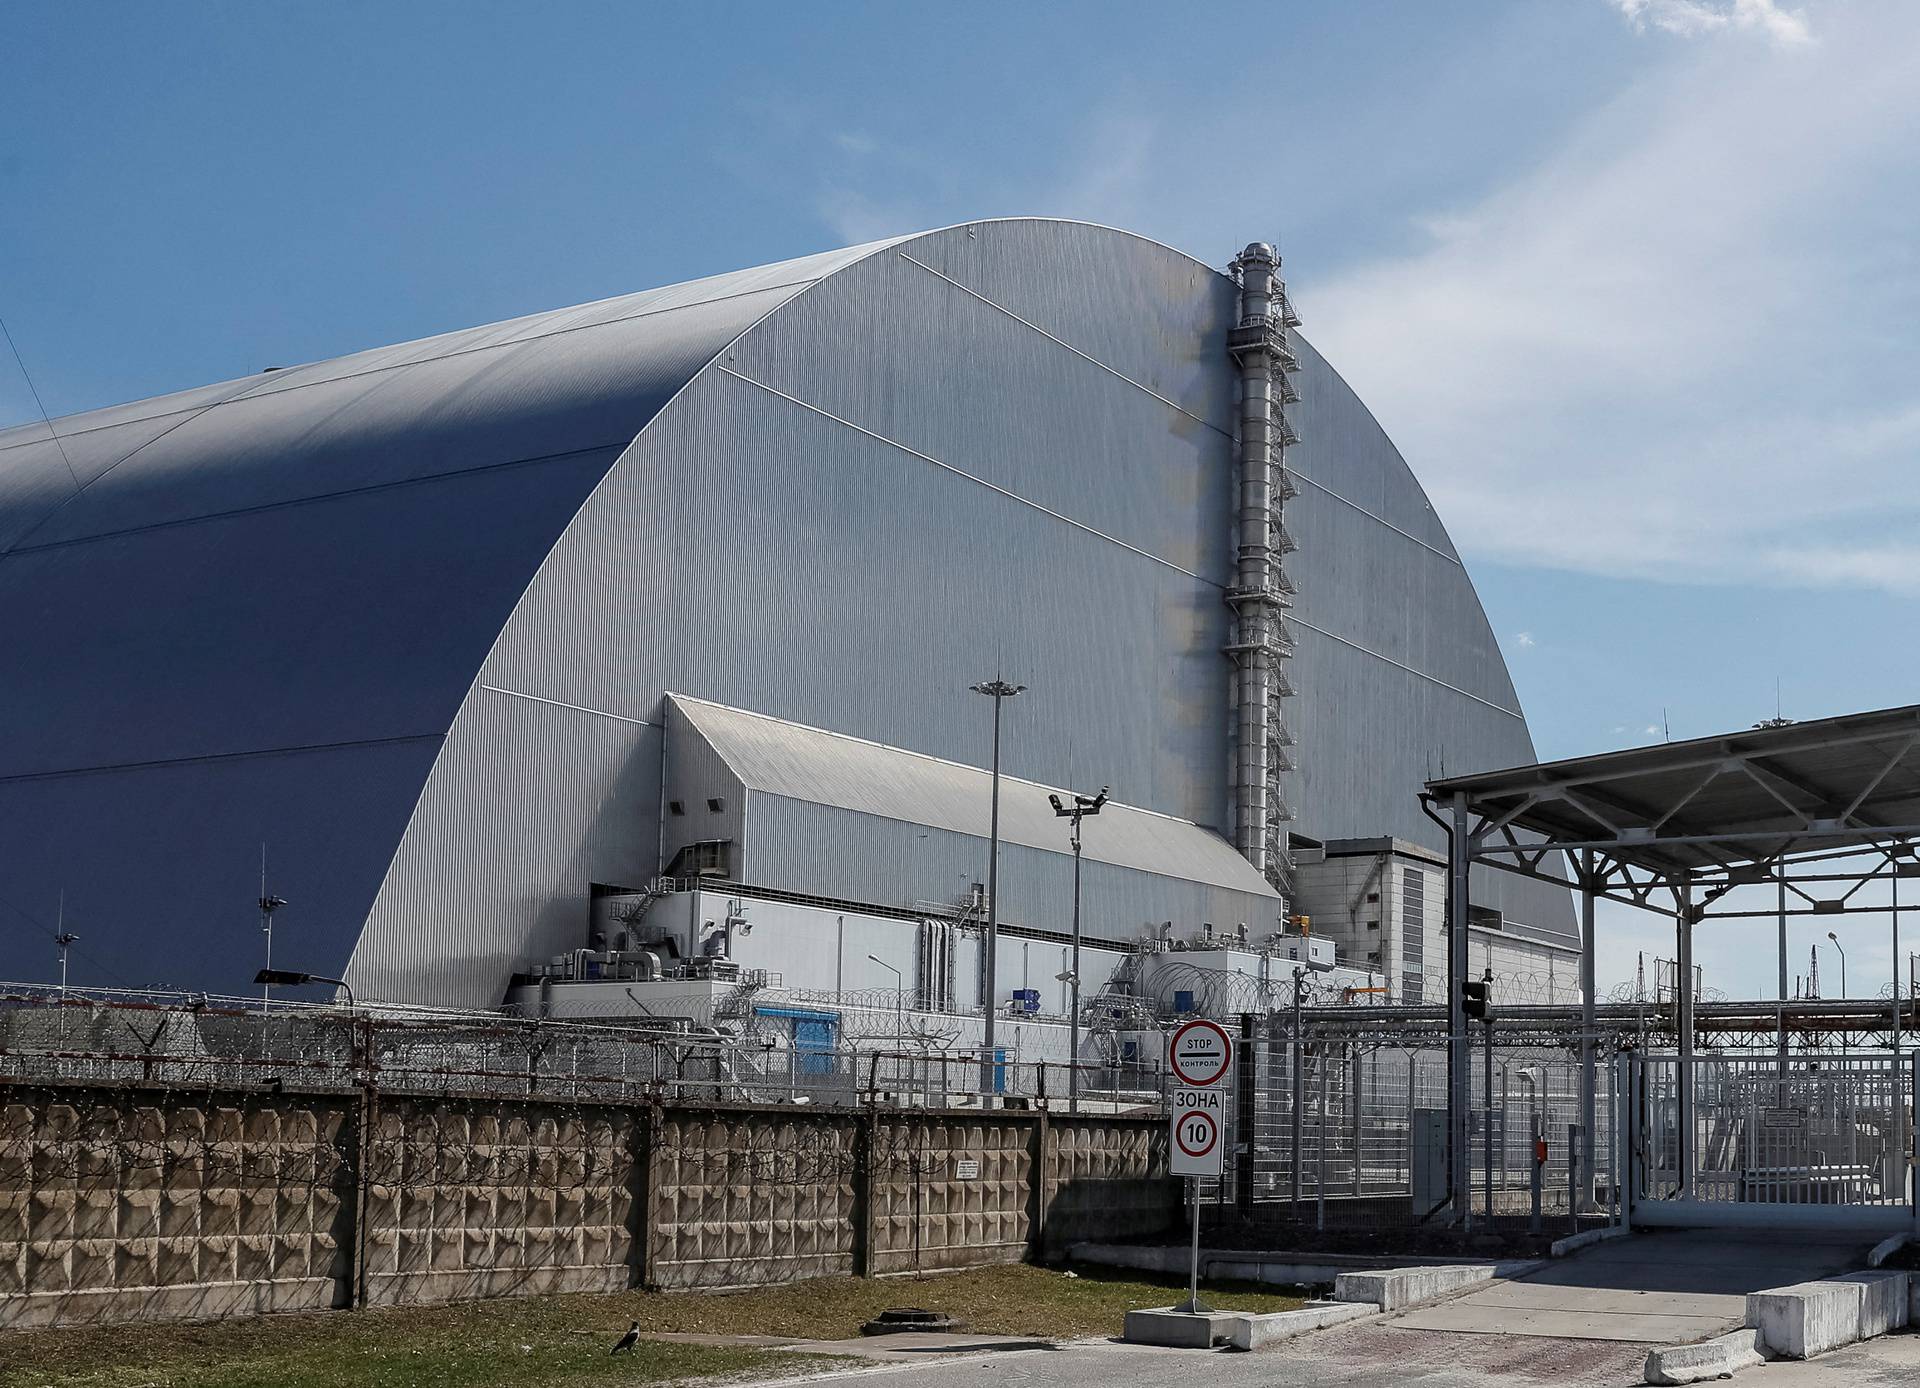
left=1427, top=702, right=1920, bottom=877
left=669, top=694, right=1279, bottom=898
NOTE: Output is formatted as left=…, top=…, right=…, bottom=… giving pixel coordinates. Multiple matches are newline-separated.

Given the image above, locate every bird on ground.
left=611, top=1320, right=641, bottom=1354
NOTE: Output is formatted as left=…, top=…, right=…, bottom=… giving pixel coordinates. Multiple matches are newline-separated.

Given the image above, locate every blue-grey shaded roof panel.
left=0, top=734, right=443, bottom=994
left=11, top=286, right=792, bottom=551
left=0, top=450, right=617, bottom=778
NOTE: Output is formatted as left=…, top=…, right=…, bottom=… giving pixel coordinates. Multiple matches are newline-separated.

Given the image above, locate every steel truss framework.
left=1422, top=702, right=1920, bottom=1225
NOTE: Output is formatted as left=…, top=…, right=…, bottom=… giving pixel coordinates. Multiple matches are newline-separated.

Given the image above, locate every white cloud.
left=1513, top=631, right=1536, bottom=648
left=1308, top=3, right=1920, bottom=596
left=1610, top=0, right=1812, bottom=46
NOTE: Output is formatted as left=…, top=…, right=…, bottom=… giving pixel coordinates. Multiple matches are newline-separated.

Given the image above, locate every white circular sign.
left=1175, top=1107, right=1219, bottom=1159
left=1170, top=1018, right=1233, bottom=1087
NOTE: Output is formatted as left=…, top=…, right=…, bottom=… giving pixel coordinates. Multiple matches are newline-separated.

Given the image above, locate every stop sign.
left=1169, top=1017, right=1233, bottom=1087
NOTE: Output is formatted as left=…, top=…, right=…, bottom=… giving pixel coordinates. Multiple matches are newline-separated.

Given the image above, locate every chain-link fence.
left=0, top=987, right=1168, bottom=1110
left=1216, top=1014, right=1619, bottom=1234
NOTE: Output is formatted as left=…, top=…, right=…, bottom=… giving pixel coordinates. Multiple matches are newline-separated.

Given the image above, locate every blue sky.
left=4, top=0, right=1915, bottom=998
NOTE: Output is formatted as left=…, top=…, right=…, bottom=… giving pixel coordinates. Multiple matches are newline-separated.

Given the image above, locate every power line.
left=0, top=311, right=81, bottom=492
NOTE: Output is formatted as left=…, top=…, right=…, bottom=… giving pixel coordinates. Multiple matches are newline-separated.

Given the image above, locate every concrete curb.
left=1335, top=1264, right=1506, bottom=1312
left=1551, top=1225, right=1630, bottom=1258
left=1642, top=1328, right=1769, bottom=1386
left=1222, top=1301, right=1378, bottom=1351
left=1120, top=1307, right=1238, bottom=1348
left=1746, top=1270, right=1911, bottom=1359
left=1066, top=1241, right=1511, bottom=1289
left=1867, top=1232, right=1913, bottom=1267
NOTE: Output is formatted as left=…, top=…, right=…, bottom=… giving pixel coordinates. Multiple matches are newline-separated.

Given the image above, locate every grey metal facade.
left=0, top=219, right=1572, bottom=1007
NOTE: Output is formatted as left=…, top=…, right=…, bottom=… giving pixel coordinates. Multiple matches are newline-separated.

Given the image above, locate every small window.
left=668, top=800, right=685, bottom=816
left=1366, top=891, right=1380, bottom=903
left=1367, top=919, right=1381, bottom=931
left=706, top=796, right=726, bottom=813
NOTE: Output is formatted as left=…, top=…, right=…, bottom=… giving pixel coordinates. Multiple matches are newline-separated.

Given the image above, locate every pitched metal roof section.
left=1427, top=702, right=1920, bottom=876
left=668, top=693, right=1279, bottom=898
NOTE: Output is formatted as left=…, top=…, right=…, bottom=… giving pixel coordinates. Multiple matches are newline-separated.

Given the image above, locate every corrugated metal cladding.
left=1, top=218, right=1571, bottom=1005
left=1283, top=341, right=1574, bottom=945
left=665, top=693, right=1277, bottom=900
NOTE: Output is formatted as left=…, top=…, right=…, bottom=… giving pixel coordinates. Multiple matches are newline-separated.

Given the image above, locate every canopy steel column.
left=1448, top=791, right=1472, bottom=1225
left=1778, top=876, right=1789, bottom=1002
left=1675, top=868, right=1696, bottom=1200
left=1580, top=849, right=1598, bottom=1207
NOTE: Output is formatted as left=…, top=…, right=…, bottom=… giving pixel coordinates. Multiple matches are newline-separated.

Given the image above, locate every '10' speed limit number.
left=1168, top=1019, right=1232, bottom=1176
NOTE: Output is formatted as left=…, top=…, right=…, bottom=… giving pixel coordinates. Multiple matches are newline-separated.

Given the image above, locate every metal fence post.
left=1567, top=1122, right=1579, bottom=1235
left=1406, top=1049, right=1418, bottom=1190
left=1290, top=1020, right=1304, bottom=1216
left=1237, top=1014, right=1256, bottom=1213
left=1316, top=1051, right=1328, bottom=1232
left=1483, top=1022, right=1494, bottom=1222
left=1350, top=1045, right=1362, bottom=1197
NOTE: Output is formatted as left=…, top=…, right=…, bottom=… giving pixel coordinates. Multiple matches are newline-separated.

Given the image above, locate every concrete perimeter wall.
left=0, top=1081, right=1175, bottom=1327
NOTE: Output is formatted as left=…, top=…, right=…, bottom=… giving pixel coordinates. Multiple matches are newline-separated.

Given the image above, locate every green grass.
left=0, top=1262, right=1303, bottom=1388
left=606, top=1262, right=1304, bottom=1341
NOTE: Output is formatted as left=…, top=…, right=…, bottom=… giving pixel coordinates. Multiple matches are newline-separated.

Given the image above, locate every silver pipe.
left=1227, top=241, right=1298, bottom=900
left=1235, top=245, right=1275, bottom=875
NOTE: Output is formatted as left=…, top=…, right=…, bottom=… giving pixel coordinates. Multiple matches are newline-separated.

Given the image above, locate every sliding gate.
left=1625, top=1051, right=1917, bottom=1233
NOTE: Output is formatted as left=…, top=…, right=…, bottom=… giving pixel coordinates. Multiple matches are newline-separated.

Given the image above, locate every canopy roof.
left=1427, top=702, right=1920, bottom=881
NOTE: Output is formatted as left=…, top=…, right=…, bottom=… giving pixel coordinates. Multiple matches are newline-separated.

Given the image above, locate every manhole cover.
left=860, top=1307, right=967, bottom=1336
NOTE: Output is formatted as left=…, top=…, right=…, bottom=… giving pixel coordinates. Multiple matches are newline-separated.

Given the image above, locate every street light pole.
left=867, top=954, right=905, bottom=1040
left=55, top=932, right=78, bottom=996
left=971, top=679, right=1024, bottom=1101
left=258, top=846, right=288, bottom=1014
left=1051, top=785, right=1108, bottom=1115
left=255, top=968, right=355, bottom=1012
left=1828, top=932, right=1847, bottom=1059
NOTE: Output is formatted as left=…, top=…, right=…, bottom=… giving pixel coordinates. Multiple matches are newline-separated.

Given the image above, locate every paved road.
left=746, top=1331, right=1915, bottom=1388
left=750, top=1325, right=1654, bottom=1388
left=738, top=1229, right=1904, bottom=1386
left=1395, top=1228, right=1872, bottom=1343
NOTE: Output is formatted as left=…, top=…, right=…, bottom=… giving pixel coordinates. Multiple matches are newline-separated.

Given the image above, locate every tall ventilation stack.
left=1225, top=242, right=1302, bottom=909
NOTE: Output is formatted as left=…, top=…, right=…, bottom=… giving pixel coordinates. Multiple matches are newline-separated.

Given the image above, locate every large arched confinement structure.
left=0, top=220, right=1571, bottom=1007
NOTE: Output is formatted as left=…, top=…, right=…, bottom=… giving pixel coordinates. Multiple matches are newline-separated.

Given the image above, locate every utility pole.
left=1051, top=784, right=1108, bottom=1114
left=971, top=679, right=1023, bottom=1101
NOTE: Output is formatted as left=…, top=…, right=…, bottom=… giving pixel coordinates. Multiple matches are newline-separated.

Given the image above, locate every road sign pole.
left=1166, top=1018, right=1232, bottom=1316
left=1179, top=1176, right=1206, bottom=1313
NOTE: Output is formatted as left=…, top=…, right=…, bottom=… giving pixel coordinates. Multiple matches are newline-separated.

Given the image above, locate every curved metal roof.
left=0, top=239, right=899, bottom=988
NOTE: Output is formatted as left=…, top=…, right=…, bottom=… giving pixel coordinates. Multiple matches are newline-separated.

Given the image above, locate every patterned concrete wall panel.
left=870, top=1116, right=1033, bottom=1275
left=649, top=1108, right=858, bottom=1289
left=0, top=1088, right=352, bottom=1328
left=1042, top=1117, right=1176, bottom=1252
left=360, top=1095, right=633, bottom=1308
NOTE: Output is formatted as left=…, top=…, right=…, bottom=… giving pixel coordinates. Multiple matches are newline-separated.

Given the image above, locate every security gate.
left=1626, top=1051, right=1916, bottom=1232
